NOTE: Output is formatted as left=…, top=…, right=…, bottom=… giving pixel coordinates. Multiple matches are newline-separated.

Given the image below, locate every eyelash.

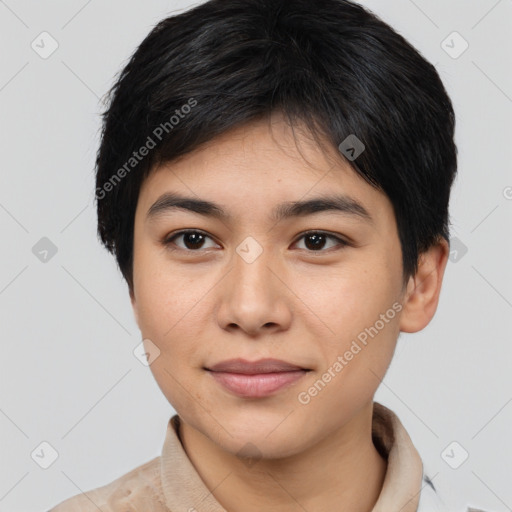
left=162, top=229, right=350, bottom=254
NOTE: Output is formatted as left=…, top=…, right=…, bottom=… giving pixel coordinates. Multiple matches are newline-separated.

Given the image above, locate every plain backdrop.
left=0, top=1, right=511, bottom=511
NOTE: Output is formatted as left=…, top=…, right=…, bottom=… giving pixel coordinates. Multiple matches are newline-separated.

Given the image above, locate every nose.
left=215, top=244, right=293, bottom=337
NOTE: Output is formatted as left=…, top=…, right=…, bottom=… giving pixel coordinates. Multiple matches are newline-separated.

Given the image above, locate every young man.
left=50, top=0, right=482, bottom=510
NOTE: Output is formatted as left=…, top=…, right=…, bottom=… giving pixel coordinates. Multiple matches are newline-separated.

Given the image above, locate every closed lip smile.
left=205, top=358, right=311, bottom=398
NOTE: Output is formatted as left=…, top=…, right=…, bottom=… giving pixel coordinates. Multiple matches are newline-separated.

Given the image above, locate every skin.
left=130, top=111, right=449, bottom=512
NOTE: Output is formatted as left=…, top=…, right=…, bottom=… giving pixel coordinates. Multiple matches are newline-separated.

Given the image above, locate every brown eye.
left=294, top=231, right=348, bottom=252
left=163, top=230, right=348, bottom=254
left=164, top=230, right=218, bottom=251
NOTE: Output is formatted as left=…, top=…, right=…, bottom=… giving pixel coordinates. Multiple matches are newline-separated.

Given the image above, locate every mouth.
left=204, top=358, right=311, bottom=398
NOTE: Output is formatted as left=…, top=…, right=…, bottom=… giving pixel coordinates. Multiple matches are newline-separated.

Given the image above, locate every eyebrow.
left=146, top=192, right=374, bottom=224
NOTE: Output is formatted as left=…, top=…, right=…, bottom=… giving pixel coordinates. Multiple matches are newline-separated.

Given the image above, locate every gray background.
left=0, top=1, right=511, bottom=510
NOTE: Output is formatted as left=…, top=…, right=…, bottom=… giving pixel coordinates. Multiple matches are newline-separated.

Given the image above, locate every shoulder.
left=48, top=456, right=166, bottom=512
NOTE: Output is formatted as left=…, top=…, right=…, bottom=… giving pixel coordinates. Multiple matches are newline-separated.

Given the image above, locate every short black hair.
left=95, top=0, right=457, bottom=294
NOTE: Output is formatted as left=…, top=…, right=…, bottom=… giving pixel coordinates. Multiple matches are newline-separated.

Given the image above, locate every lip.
left=205, top=358, right=310, bottom=398
left=206, top=358, right=308, bottom=374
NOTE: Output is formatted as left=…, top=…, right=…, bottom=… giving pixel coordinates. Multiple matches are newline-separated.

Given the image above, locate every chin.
left=224, top=433, right=304, bottom=462
left=211, top=415, right=308, bottom=460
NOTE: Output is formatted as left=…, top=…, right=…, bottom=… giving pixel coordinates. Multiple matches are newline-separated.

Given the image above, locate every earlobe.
left=399, top=238, right=450, bottom=333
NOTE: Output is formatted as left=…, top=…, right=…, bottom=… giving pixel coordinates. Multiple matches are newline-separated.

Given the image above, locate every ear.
left=399, top=237, right=450, bottom=333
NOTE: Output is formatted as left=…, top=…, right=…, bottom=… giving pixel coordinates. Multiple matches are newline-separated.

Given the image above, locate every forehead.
left=136, top=114, right=393, bottom=229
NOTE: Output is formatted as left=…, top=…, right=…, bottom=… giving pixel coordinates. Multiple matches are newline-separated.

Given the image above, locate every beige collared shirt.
left=48, top=403, right=480, bottom=512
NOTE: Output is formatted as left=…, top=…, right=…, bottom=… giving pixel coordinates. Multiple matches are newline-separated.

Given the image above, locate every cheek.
left=290, top=258, right=402, bottom=394
left=292, top=260, right=397, bottom=338
left=133, top=270, right=221, bottom=395
left=134, top=268, right=209, bottom=406
left=133, top=254, right=203, bottom=339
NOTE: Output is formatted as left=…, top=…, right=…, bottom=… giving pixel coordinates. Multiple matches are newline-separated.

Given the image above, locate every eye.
left=162, top=229, right=349, bottom=253
left=163, top=230, right=219, bottom=251
left=293, top=231, right=349, bottom=252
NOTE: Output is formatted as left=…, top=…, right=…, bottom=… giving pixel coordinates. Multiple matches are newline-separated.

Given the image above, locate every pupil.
left=185, top=232, right=204, bottom=249
left=182, top=233, right=327, bottom=250
left=305, top=233, right=325, bottom=250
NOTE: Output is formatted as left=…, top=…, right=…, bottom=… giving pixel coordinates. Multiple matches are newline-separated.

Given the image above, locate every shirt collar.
left=160, top=402, right=424, bottom=512
left=371, top=402, right=424, bottom=511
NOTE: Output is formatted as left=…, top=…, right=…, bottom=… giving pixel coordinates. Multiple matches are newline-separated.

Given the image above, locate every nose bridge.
left=216, top=236, right=291, bottom=334
left=231, top=236, right=278, bottom=302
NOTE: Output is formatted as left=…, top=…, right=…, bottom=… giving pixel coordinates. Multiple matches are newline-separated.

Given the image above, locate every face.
left=131, top=112, right=408, bottom=459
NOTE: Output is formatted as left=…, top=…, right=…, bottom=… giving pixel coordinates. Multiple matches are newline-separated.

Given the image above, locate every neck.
left=179, top=402, right=387, bottom=512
